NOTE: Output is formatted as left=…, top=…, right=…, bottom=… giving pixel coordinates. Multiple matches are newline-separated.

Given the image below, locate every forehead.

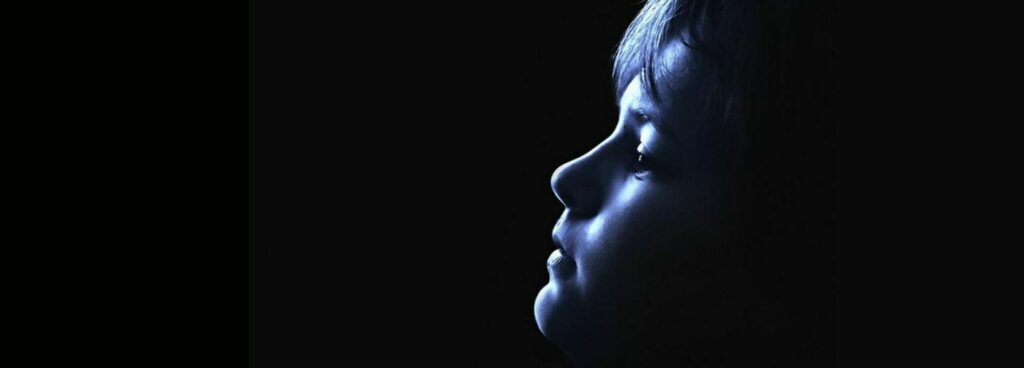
left=651, top=37, right=696, bottom=104
left=621, top=36, right=697, bottom=113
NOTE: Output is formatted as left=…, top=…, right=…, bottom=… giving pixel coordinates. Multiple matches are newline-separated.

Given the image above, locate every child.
left=534, top=0, right=833, bottom=366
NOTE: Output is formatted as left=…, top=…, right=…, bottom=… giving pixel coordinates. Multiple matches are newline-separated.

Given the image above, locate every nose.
left=550, top=151, right=605, bottom=217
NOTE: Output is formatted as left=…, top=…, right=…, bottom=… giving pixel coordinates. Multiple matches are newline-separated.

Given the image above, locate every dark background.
left=254, top=1, right=648, bottom=366
left=33, top=1, right=1024, bottom=367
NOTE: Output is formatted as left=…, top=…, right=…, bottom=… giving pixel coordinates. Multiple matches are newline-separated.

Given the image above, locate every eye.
left=635, top=108, right=652, bottom=122
left=631, top=143, right=654, bottom=178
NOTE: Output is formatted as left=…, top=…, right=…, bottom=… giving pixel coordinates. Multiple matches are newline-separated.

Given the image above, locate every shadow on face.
left=534, top=12, right=834, bottom=362
left=534, top=33, right=756, bottom=367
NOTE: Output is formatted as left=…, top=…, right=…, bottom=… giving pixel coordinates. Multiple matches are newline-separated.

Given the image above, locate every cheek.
left=581, top=185, right=690, bottom=275
left=611, top=182, right=691, bottom=242
left=588, top=179, right=737, bottom=280
left=570, top=186, right=696, bottom=328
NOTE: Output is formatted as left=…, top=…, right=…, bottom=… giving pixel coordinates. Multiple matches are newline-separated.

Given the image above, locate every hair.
left=612, top=0, right=756, bottom=131
left=611, top=0, right=835, bottom=365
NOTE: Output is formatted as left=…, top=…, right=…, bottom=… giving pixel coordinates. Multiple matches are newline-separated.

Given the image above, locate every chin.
left=536, top=281, right=592, bottom=363
left=535, top=281, right=579, bottom=346
left=533, top=282, right=558, bottom=338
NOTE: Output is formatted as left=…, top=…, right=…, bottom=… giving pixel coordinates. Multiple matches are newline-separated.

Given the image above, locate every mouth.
left=551, top=231, right=571, bottom=260
left=547, top=232, right=575, bottom=273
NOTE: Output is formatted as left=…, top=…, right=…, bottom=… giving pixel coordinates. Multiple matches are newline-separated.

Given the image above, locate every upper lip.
left=552, top=211, right=572, bottom=259
left=552, top=229, right=571, bottom=259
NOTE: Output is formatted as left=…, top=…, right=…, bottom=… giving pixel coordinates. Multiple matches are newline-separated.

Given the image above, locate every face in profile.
left=534, top=35, right=746, bottom=365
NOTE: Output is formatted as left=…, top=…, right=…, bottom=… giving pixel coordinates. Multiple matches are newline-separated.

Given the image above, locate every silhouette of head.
left=535, top=1, right=833, bottom=366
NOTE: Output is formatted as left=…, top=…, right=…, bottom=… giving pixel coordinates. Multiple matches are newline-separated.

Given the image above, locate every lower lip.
left=546, top=249, right=575, bottom=276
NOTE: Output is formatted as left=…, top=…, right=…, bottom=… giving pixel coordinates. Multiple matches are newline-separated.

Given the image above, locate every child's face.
left=535, top=36, right=742, bottom=361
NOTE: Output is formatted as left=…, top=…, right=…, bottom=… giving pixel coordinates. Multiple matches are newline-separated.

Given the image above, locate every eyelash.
left=636, top=109, right=652, bottom=122
left=631, top=144, right=654, bottom=178
left=629, top=109, right=655, bottom=179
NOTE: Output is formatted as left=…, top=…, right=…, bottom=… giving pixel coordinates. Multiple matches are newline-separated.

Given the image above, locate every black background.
left=34, top=0, right=1024, bottom=366
left=254, top=1, right=650, bottom=366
